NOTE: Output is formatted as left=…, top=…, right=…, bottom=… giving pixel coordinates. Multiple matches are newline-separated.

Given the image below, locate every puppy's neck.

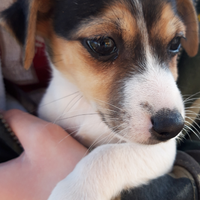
left=38, top=61, right=121, bottom=147
left=39, top=61, right=91, bottom=128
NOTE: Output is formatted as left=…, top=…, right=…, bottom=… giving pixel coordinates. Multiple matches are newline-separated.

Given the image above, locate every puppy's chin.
left=123, top=134, right=178, bottom=146
left=111, top=126, right=181, bottom=146
left=117, top=133, right=176, bottom=146
left=138, top=137, right=176, bottom=145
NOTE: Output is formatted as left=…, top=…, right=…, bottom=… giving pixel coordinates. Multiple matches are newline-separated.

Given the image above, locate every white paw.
left=48, top=177, right=106, bottom=200
left=48, top=142, right=176, bottom=200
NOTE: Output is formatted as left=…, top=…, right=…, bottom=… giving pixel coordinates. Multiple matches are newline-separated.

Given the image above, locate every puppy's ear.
left=176, top=0, right=199, bottom=57
left=0, top=0, right=52, bottom=69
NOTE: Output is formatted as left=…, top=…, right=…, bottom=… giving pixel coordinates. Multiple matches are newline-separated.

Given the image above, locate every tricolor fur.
left=0, top=0, right=198, bottom=199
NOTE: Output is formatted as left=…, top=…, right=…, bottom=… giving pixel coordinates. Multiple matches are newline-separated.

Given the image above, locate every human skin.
left=0, top=109, right=87, bottom=200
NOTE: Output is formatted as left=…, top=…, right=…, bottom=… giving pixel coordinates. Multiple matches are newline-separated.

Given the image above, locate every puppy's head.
left=1, top=0, right=198, bottom=144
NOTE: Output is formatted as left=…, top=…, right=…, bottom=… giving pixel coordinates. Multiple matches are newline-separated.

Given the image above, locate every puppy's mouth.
left=98, top=107, right=184, bottom=145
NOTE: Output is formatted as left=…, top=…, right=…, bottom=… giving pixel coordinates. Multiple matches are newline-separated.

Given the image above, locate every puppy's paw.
left=48, top=178, right=106, bottom=200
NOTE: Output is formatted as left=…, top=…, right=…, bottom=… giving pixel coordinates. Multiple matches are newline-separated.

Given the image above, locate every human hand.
left=0, top=109, right=87, bottom=200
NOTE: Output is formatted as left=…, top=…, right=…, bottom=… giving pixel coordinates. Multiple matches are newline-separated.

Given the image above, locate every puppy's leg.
left=48, top=141, right=176, bottom=200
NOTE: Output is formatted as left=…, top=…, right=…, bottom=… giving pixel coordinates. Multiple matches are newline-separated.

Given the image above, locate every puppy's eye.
left=169, top=37, right=181, bottom=53
left=86, top=37, right=118, bottom=57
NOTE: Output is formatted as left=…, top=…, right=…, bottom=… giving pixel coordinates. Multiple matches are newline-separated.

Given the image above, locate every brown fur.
left=151, top=3, right=185, bottom=44
left=176, top=0, right=199, bottom=56
left=37, top=3, right=139, bottom=110
left=50, top=36, right=119, bottom=107
left=32, top=0, right=194, bottom=110
left=72, top=2, right=137, bottom=42
left=23, top=0, right=38, bottom=70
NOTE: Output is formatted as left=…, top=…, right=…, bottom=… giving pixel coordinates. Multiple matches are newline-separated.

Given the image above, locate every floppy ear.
left=0, top=0, right=52, bottom=69
left=176, top=0, right=199, bottom=57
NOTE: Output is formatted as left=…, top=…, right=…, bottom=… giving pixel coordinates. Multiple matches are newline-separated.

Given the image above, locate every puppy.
left=0, top=0, right=199, bottom=199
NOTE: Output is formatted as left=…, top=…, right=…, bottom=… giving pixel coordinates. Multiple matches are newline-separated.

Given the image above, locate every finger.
left=0, top=110, right=23, bottom=155
left=3, top=110, right=87, bottom=160
left=3, top=109, right=53, bottom=150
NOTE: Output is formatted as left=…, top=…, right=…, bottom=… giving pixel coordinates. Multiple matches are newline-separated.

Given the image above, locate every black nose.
left=151, top=109, right=184, bottom=141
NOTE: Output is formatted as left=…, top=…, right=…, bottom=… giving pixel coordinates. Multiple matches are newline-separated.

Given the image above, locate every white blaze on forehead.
left=124, top=53, right=184, bottom=118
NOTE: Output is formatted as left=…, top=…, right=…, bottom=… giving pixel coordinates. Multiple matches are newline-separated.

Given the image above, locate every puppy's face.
left=1, top=0, right=198, bottom=145
left=42, top=0, right=188, bottom=144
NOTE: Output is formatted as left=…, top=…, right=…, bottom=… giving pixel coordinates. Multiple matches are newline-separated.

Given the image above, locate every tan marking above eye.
left=50, top=36, right=119, bottom=106
left=151, top=3, right=186, bottom=43
left=74, top=1, right=137, bottom=42
left=43, top=2, right=140, bottom=108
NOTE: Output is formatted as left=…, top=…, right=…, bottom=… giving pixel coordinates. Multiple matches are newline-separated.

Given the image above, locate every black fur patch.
left=1, top=0, right=29, bottom=45
left=141, top=0, right=177, bottom=33
left=141, top=0, right=178, bottom=63
left=53, top=0, right=115, bottom=38
left=141, top=0, right=165, bottom=32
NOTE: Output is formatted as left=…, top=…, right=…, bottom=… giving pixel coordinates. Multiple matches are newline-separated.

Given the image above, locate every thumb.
left=3, top=109, right=86, bottom=161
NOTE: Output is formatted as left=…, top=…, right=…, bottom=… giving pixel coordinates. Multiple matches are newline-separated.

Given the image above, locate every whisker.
left=184, top=124, right=200, bottom=139
left=110, top=122, right=131, bottom=144
left=184, top=97, right=200, bottom=103
left=94, top=98, right=124, bottom=112
left=87, top=122, right=125, bottom=150
left=106, top=124, right=128, bottom=144
left=53, top=93, right=82, bottom=124
left=185, top=110, right=200, bottom=118
left=58, top=122, right=99, bottom=146
left=86, top=132, right=113, bottom=155
left=58, top=129, right=78, bottom=144
left=101, top=108, right=120, bottom=114
left=185, top=106, right=200, bottom=110
left=176, top=129, right=187, bottom=143
left=58, top=113, right=99, bottom=121
left=39, top=91, right=80, bottom=107
left=185, top=120, right=200, bottom=138
left=115, top=127, right=131, bottom=144
left=183, top=91, right=200, bottom=103
left=66, top=95, right=83, bottom=113
left=185, top=116, right=200, bottom=130
left=185, top=110, right=200, bottom=115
